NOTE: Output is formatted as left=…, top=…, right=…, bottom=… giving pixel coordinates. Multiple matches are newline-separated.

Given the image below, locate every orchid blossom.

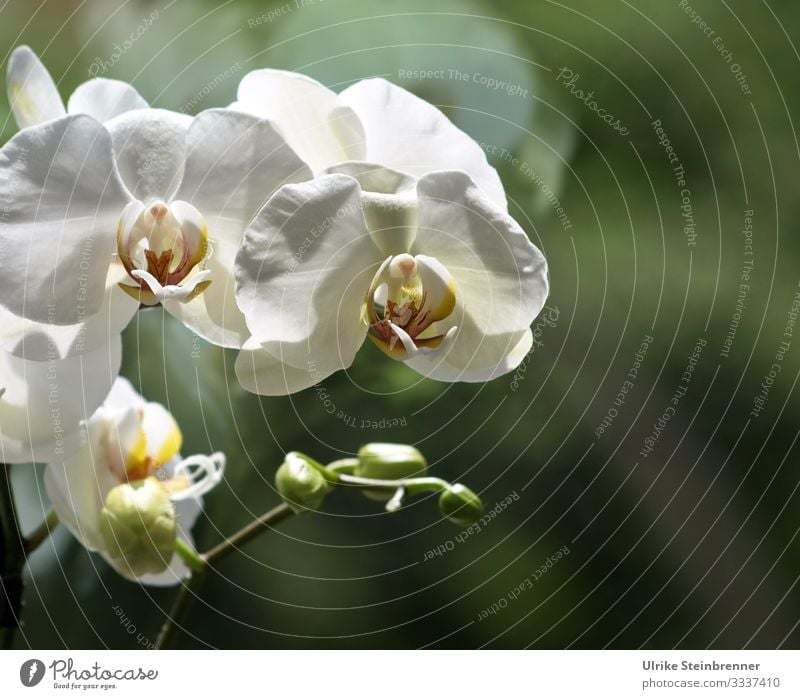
left=44, top=378, right=224, bottom=585
left=235, top=167, right=548, bottom=394
left=0, top=103, right=312, bottom=360
left=229, top=71, right=547, bottom=394
left=7, top=45, right=148, bottom=129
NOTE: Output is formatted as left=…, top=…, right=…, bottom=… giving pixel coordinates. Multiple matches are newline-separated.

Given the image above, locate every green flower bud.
left=99, top=478, right=177, bottom=578
left=439, top=484, right=484, bottom=526
left=356, top=443, right=428, bottom=502
left=275, top=452, right=329, bottom=513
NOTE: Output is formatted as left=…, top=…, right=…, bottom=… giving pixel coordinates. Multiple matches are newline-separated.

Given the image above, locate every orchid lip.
left=364, top=253, right=458, bottom=361
left=116, top=199, right=211, bottom=305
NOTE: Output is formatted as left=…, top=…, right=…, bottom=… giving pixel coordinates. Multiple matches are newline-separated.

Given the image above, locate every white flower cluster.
left=0, top=48, right=549, bottom=583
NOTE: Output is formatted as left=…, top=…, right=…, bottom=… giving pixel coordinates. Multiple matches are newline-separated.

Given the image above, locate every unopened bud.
left=439, top=484, right=483, bottom=526
left=99, top=478, right=177, bottom=577
left=356, top=443, right=427, bottom=480
left=276, top=452, right=329, bottom=513
left=356, top=443, right=427, bottom=502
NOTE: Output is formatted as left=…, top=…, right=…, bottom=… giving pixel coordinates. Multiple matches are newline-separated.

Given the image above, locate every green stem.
left=156, top=504, right=295, bottom=649
left=174, top=537, right=205, bottom=573
left=155, top=572, right=205, bottom=650
left=202, top=503, right=294, bottom=567
left=0, top=463, right=25, bottom=649
left=24, top=510, right=59, bottom=555
left=332, top=473, right=450, bottom=496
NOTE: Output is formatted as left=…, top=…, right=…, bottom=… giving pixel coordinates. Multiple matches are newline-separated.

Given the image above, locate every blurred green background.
left=3, top=0, right=800, bottom=648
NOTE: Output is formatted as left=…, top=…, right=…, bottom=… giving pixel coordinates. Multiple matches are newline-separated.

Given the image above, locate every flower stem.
left=24, top=510, right=59, bottom=555
left=156, top=503, right=295, bottom=649
left=155, top=572, right=205, bottom=650
left=0, top=463, right=25, bottom=649
left=202, top=503, right=294, bottom=567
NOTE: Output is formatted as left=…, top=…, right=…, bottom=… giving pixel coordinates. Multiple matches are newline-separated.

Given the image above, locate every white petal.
left=102, top=376, right=146, bottom=412
left=0, top=273, right=138, bottom=361
left=141, top=402, right=182, bottom=464
left=0, top=335, right=122, bottom=464
left=341, top=78, right=507, bottom=210
left=234, top=69, right=366, bottom=173
left=105, top=108, right=192, bottom=202
left=67, top=78, right=149, bottom=123
left=6, top=46, right=66, bottom=129
left=405, top=327, right=532, bottom=382
left=174, top=108, right=313, bottom=223
left=415, top=171, right=548, bottom=338
left=235, top=336, right=328, bottom=396
left=235, top=174, right=379, bottom=379
left=43, top=415, right=119, bottom=551
left=0, top=115, right=131, bottom=333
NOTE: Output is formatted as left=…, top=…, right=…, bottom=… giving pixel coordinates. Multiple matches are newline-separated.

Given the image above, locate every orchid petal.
left=7, top=46, right=65, bottom=128
left=67, top=78, right=149, bottom=123
left=341, top=78, right=507, bottom=210
left=0, top=336, right=122, bottom=464
left=0, top=115, right=132, bottom=334
left=234, top=69, right=366, bottom=173
left=105, top=108, right=191, bottom=202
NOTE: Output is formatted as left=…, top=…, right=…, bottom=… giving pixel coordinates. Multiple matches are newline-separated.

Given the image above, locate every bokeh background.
left=3, top=0, right=800, bottom=649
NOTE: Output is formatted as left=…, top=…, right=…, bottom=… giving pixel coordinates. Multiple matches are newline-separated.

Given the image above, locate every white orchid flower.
left=7, top=45, right=148, bottom=129
left=0, top=106, right=312, bottom=360
left=230, top=71, right=546, bottom=394
left=44, top=377, right=225, bottom=586
left=234, top=166, right=548, bottom=395
left=0, top=338, right=122, bottom=464
left=230, top=70, right=506, bottom=210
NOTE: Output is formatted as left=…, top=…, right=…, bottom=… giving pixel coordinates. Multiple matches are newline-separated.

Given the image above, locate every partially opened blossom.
left=0, top=106, right=311, bottom=359
left=7, top=45, right=148, bottom=129
left=230, top=70, right=506, bottom=209
left=235, top=167, right=548, bottom=394
left=44, top=378, right=224, bottom=585
left=0, top=338, right=121, bottom=464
